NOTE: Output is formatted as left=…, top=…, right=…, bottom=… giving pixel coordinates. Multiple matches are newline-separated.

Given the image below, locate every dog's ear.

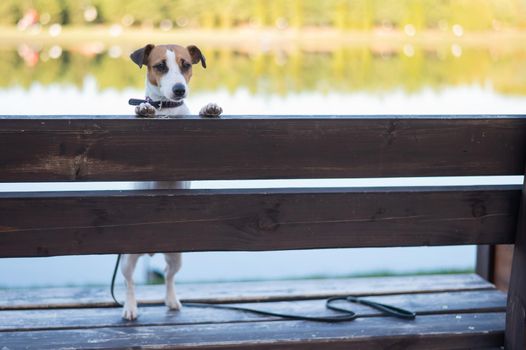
left=187, top=45, right=206, bottom=69
left=130, top=44, right=155, bottom=68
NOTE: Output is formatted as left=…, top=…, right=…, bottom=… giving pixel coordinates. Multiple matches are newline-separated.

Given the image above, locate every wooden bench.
left=0, top=115, right=525, bottom=349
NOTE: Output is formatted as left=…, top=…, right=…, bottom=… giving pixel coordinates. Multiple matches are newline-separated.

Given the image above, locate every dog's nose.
left=172, top=84, right=186, bottom=98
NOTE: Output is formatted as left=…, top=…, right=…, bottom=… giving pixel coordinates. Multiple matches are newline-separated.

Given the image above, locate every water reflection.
left=1, top=39, right=525, bottom=287
left=2, top=42, right=525, bottom=96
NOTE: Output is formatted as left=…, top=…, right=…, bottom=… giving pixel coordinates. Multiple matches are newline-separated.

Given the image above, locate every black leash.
left=110, top=253, right=122, bottom=307
left=110, top=254, right=416, bottom=322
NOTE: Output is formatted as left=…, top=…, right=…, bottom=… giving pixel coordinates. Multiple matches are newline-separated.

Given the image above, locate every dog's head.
left=130, top=44, right=206, bottom=101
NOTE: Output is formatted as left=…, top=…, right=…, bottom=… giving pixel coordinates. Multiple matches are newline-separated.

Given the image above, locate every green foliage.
left=0, top=0, right=524, bottom=29
left=0, top=1, right=22, bottom=25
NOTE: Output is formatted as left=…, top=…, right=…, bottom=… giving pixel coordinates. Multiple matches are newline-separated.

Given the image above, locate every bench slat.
left=0, top=290, right=506, bottom=332
left=1, top=116, right=525, bottom=181
left=0, top=274, right=492, bottom=310
left=0, top=312, right=505, bottom=349
left=0, top=186, right=519, bottom=257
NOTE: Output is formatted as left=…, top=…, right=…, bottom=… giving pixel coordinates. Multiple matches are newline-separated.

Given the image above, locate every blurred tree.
left=403, top=0, right=425, bottom=30
left=0, top=0, right=21, bottom=25
left=0, top=0, right=525, bottom=30
left=253, top=0, right=267, bottom=27
left=33, top=0, right=62, bottom=24
left=289, top=0, right=303, bottom=28
left=333, top=0, right=348, bottom=30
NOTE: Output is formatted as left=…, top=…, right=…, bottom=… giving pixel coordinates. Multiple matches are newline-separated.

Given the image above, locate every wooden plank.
left=0, top=186, right=519, bottom=257
left=494, top=244, right=513, bottom=292
left=0, top=312, right=505, bottom=349
left=1, top=116, right=526, bottom=181
left=0, top=274, right=493, bottom=310
left=0, top=290, right=506, bottom=332
left=476, top=245, right=495, bottom=281
left=505, top=176, right=526, bottom=348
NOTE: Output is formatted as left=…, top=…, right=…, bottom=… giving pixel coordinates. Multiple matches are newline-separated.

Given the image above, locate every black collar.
left=128, top=97, right=184, bottom=109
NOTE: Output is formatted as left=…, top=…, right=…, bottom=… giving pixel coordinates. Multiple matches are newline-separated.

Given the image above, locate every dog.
left=121, top=44, right=222, bottom=320
left=130, top=43, right=222, bottom=118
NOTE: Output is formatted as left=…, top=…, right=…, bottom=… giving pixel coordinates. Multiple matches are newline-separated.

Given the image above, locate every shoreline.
left=1, top=26, right=526, bottom=53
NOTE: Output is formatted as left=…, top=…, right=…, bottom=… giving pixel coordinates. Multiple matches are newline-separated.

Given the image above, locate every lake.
left=0, top=33, right=525, bottom=287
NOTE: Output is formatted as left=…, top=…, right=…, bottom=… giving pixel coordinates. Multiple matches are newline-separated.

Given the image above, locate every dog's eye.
left=181, top=61, right=192, bottom=71
left=153, top=61, right=168, bottom=73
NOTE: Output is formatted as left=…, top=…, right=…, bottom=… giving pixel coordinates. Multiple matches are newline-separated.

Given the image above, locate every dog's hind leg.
left=164, top=252, right=183, bottom=310
left=121, top=253, right=141, bottom=320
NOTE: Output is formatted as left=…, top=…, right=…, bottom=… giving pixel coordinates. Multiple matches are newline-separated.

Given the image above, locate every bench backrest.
left=2, top=115, right=526, bottom=348
left=0, top=115, right=525, bottom=257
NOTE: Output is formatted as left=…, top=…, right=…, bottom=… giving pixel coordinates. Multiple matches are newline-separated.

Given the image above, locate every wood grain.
left=0, top=274, right=493, bottom=310
left=476, top=245, right=495, bottom=281
left=0, top=115, right=520, bottom=349
left=505, top=176, right=526, bottom=349
left=1, top=116, right=526, bottom=181
left=0, top=312, right=505, bottom=349
left=0, top=290, right=506, bottom=332
left=0, top=186, right=519, bottom=257
left=494, top=245, right=513, bottom=292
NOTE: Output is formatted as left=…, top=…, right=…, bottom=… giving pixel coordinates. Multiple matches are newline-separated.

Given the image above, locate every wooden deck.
left=0, top=274, right=506, bottom=349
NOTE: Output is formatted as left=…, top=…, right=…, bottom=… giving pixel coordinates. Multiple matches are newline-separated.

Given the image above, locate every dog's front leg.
left=164, top=253, right=183, bottom=310
left=135, top=102, right=156, bottom=117
left=121, top=254, right=141, bottom=320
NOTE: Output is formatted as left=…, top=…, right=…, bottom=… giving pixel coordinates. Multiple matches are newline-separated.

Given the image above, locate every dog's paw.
left=135, top=102, right=156, bottom=118
left=122, top=303, right=139, bottom=320
left=165, top=294, right=182, bottom=311
left=199, top=103, right=222, bottom=118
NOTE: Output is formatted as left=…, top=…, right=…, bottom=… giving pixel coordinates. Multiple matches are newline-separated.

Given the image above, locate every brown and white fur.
left=121, top=44, right=221, bottom=320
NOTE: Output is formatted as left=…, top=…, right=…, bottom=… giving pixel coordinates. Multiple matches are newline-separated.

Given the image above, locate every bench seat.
left=0, top=273, right=506, bottom=349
